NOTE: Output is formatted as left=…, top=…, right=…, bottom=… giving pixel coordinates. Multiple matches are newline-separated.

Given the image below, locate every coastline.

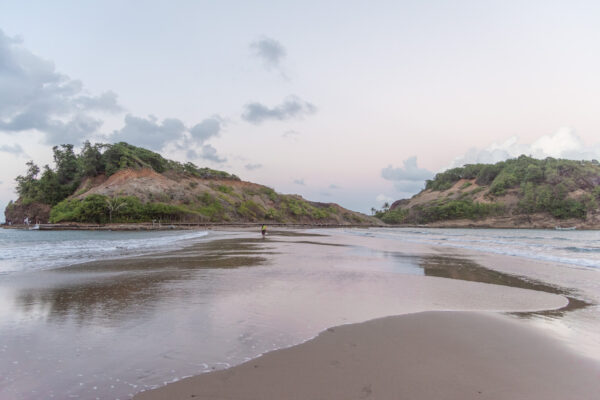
left=130, top=228, right=599, bottom=399
left=2, top=228, right=598, bottom=399
left=134, top=311, right=600, bottom=400
left=3, top=216, right=600, bottom=231
left=0, top=222, right=386, bottom=231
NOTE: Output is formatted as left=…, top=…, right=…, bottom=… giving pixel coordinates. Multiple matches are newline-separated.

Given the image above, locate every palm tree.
left=106, top=197, right=127, bottom=223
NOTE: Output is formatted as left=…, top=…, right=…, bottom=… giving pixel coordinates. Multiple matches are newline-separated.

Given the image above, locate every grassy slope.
left=379, top=156, right=600, bottom=227
left=49, top=168, right=374, bottom=225
left=5, top=142, right=375, bottom=225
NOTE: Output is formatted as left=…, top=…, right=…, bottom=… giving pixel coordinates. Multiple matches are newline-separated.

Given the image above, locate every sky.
left=1, top=0, right=600, bottom=220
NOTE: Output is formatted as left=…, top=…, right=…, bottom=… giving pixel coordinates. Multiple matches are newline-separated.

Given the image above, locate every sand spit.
left=135, top=311, right=600, bottom=400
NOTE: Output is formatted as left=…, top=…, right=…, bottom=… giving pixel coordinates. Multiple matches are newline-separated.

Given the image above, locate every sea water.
left=0, top=228, right=210, bottom=274
left=340, top=227, right=600, bottom=269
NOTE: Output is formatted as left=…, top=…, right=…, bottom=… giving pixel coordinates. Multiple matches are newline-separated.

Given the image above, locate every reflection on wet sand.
left=13, top=237, right=271, bottom=324
left=416, top=254, right=591, bottom=317
left=2, top=230, right=592, bottom=400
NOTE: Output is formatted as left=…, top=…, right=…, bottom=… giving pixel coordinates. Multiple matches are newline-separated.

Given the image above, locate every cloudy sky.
left=1, top=1, right=600, bottom=219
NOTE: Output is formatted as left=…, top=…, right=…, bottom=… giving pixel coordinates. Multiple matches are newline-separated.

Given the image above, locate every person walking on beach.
left=261, top=224, right=267, bottom=238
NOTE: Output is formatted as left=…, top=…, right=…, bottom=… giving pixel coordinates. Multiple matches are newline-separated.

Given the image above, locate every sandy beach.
left=128, top=229, right=600, bottom=400
left=135, top=311, right=600, bottom=400
left=2, top=228, right=599, bottom=399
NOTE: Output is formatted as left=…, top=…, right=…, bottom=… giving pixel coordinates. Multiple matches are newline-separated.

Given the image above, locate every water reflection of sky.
left=0, top=232, right=590, bottom=400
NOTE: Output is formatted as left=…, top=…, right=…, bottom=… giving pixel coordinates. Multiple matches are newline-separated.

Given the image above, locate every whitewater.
left=0, top=228, right=210, bottom=274
left=339, top=227, right=600, bottom=269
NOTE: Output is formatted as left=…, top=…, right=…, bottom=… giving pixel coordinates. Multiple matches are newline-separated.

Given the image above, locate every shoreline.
left=3, top=221, right=600, bottom=231
left=2, top=228, right=598, bottom=399
left=0, top=222, right=385, bottom=231
left=134, top=311, right=600, bottom=400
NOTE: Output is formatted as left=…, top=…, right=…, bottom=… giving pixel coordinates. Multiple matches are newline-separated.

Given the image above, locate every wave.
left=564, top=246, right=600, bottom=254
left=0, top=229, right=210, bottom=274
left=340, top=228, right=600, bottom=270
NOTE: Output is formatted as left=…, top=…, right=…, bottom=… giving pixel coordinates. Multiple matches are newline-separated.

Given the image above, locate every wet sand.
left=135, top=311, right=600, bottom=400
left=2, top=229, right=598, bottom=399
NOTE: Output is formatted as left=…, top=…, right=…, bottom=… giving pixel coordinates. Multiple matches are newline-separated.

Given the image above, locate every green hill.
left=4, top=142, right=375, bottom=226
left=377, top=155, right=600, bottom=228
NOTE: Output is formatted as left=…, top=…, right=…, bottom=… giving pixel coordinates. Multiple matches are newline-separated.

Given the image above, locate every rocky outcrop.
left=4, top=201, right=51, bottom=224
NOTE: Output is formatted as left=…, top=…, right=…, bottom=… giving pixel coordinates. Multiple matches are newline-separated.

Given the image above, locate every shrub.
left=216, top=185, right=233, bottom=194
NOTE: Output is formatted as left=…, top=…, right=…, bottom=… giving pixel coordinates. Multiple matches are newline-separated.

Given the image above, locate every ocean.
left=340, top=227, right=600, bottom=269
left=0, top=228, right=210, bottom=274
left=1, top=227, right=598, bottom=276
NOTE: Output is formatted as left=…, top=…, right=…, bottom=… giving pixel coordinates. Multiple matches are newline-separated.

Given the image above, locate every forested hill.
left=5, top=142, right=375, bottom=226
left=377, top=156, right=600, bottom=228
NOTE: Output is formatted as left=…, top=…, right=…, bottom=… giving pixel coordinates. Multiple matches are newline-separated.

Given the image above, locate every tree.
left=53, top=144, right=78, bottom=184
left=37, top=166, right=62, bottom=205
left=78, top=195, right=108, bottom=223
left=524, top=164, right=544, bottom=183
left=78, top=141, right=104, bottom=177
left=15, top=161, right=41, bottom=202
left=106, top=197, right=127, bottom=222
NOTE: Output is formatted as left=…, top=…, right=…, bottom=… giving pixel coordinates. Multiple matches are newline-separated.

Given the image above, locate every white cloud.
left=382, top=156, right=433, bottom=181
left=381, top=156, right=433, bottom=196
left=293, top=178, right=305, bottom=185
left=0, top=29, right=123, bottom=145
left=449, top=128, right=600, bottom=168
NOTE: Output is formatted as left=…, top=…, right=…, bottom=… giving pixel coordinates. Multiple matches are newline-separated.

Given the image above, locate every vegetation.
left=49, top=194, right=200, bottom=224
left=8, top=141, right=371, bottom=225
left=377, top=155, right=600, bottom=224
left=13, top=141, right=239, bottom=208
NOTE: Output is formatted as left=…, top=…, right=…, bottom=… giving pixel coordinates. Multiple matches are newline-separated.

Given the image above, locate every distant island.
left=376, top=155, right=600, bottom=229
left=4, top=142, right=376, bottom=226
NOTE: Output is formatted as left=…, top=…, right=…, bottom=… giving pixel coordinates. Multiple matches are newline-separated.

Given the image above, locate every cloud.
left=245, top=163, right=263, bottom=170
left=189, top=117, right=222, bottom=142
left=74, top=91, right=122, bottom=113
left=0, top=29, right=123, bottom=144
left=0, top=29, right=230, bottom=161
left=329, top=184, right=340, bottom=190
left=0, top=143, right=27, bottom=157
left=189, top=144, right=226, bottom=163
left=111, top=114, right=185, bottom=150
left=382, top=156, right=434, bottom=182
left=186, top=144, right=226, bottom=163
left=381, top=156, right=433, bottom=196
left=242, top=95, right=316, bottom=124
left=293, top=178, right=305, bottom=185
left=251, top=37, right=286, bottom=70
left=448, top=128, right=600, bottom=168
